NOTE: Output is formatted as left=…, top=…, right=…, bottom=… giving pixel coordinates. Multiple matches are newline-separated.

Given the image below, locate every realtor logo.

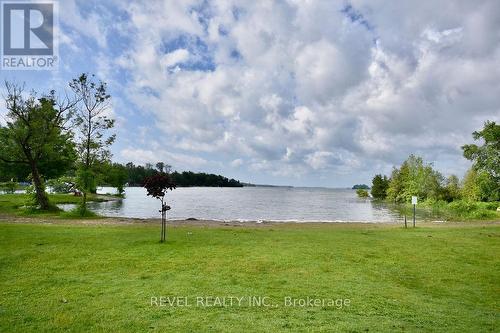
left=1, top=1, right=58, bottom=70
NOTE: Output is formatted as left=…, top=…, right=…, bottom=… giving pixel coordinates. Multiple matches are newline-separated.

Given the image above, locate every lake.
left=60, top=187, right=403, bottom=222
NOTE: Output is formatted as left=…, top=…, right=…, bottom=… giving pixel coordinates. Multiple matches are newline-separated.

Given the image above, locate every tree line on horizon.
left=367, top=121, right=499, bottom=204
left=88, top=162, right=243, bottom=190
left=0, top=161, right=244, bottom=193
left=120, top=162, right=243, bottom=188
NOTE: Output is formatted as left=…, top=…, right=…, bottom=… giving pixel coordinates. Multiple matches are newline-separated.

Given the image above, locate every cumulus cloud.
left=230, top=158, right=243, bottom=168
left=55, top=0, right=500, bottom=185
left=161, top=49, right=190, bottom=68
left=59, top=0, right=110, bottom=48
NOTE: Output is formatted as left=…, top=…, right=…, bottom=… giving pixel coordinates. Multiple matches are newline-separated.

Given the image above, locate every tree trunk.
left=30, top=161, right=50, bottom=210
left=82, top=191, right=87, bottom=211
left=82, top=112, right=92, bottom=210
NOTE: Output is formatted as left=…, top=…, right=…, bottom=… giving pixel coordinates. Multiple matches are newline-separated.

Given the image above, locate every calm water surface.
left=62, top=187, right=402, bottom=222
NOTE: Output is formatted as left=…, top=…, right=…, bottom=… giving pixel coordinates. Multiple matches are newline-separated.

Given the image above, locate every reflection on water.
left=0, top=190, right=26, bottom=194
left=60, top=186, right=404, bottom=222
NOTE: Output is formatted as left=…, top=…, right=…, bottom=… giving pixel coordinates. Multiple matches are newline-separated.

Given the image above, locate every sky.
left=1, top=0, right=499, bottom=187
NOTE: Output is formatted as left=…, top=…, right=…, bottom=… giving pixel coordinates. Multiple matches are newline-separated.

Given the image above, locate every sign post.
left=411, top=196, right=418, bottom=227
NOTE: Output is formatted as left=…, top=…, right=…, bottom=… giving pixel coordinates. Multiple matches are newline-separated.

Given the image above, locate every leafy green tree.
left=155, top=162, right=172, bottom=173
left=371, top=174, right=389, bottom=199
left=103, top=163, right=128, bottom=195
left=442, top=175, right=461, bottom=202
left=0, top=82, right=76, bottom=209
left=0, top=180, right=17, bottom=194
left=124, top=162, right=156, bottom=185
left=387, top=167, right=404, bottom=203
left=476, top=171, right=498, bottom=202
left=461, top=168, right=481, bottom=201
left=70, top=74, right=115, bottom=212
left=387, top=155, right=444, bottom=203
left=0, top=158, right=29, bottom=181
left=462, top=121, right=499, bottom=201
left=356, top=189, right=369, bottom=198
left=459, top=168, right=498, bottom=202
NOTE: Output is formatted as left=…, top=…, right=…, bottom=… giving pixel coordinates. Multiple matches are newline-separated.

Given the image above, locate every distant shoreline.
left=115, top=185, right=355, bottom=189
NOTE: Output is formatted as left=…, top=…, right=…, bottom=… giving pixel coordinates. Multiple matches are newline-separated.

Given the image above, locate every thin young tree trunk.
left=81, top=111, right=92, bottom=212
left=82, top=191, right=87, bottom=211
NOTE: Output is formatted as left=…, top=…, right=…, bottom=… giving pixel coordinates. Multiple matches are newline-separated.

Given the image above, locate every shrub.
left=0, top=180, right=17, bottom=194
left=356, top=189, right=369, bottom=198
left=447, top=200, right=499, bottom=219
left=371, top=174, right=389, bottom=199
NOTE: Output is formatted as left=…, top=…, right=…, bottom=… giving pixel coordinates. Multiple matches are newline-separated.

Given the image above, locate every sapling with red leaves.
left=143, top=172, right=176, bottom=242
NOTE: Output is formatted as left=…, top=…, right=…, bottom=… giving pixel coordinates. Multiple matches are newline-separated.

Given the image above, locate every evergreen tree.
left=371, top=174, right=389, bottom=199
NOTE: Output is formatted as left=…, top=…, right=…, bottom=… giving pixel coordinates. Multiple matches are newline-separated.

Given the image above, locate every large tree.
left=387, top=155, right=444, bottom=203
left=462, top=121, right=499, bottom=201
left=69, top=74, right=115, bottom=211
left=0, top=83, right=76, bottom=209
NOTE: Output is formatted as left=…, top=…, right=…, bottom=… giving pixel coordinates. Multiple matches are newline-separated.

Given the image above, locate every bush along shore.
left=358, top=121, right=499, bottom=221
left=388, top=200, right=499, bottom=221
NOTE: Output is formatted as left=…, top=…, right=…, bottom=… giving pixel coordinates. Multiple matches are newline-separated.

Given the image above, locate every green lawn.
left=0, top=194, right=112, bottom=217
left=0, top=222, right=498, bottom=332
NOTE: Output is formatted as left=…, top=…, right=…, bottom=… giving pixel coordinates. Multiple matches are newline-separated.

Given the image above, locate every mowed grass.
left=0, top=222, right=498, bottom=332
left=0, top=194, right=110, bottom=217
